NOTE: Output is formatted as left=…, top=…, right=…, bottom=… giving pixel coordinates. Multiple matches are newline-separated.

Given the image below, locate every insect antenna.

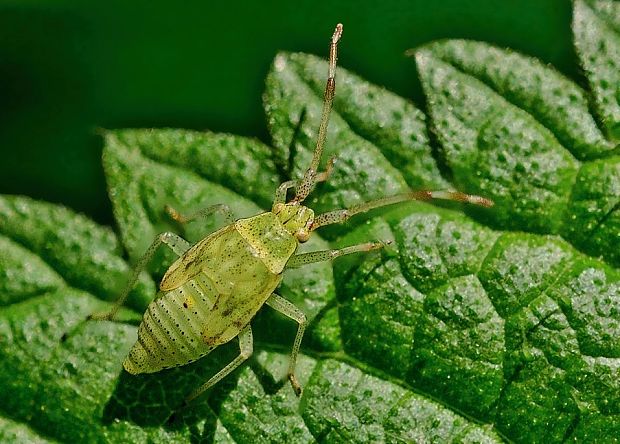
left=311, top=190, right=494, bottom=230
left=293, top=23, right=343, bottom=203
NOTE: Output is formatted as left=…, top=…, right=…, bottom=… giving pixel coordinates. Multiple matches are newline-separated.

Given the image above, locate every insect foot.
left=88, top=311, right=113, bottom=321
left=289, top=373, right=303, bottom=397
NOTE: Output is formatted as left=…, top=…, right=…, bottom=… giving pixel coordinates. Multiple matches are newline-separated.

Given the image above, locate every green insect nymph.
left=92, top=23, right=493, bottom=404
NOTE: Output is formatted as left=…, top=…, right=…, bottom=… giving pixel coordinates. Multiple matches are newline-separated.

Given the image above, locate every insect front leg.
left=265, top=293, right=307, bottom=396
left=273, top=157, right=335, bottom=205
left=285, top=241, right=387, bottom=268
left=165, top=203, right=234, bottom=225
left=90, top=232, right=190, bottom=321
left=185, top=324, right=253, bottom=404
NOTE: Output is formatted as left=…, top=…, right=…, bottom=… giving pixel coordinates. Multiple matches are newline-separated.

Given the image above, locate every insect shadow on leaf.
left=102, top=342, right=239, bottom=428
left=274, top=106, right=307, bottom=184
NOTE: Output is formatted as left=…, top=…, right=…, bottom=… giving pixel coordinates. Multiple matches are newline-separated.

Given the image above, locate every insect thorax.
left=234, top=212, right=299, bottom=273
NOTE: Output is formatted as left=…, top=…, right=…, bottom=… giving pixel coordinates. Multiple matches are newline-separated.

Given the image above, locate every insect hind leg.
left=265, top=293, right=307, bottom=396
left=90, top=232, right=190, bottom=321
left=185, top=324, right=253, bottom=403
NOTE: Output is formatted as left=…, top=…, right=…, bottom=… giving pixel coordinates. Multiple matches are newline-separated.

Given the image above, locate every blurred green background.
left=1, top=0, right=573, bottom=226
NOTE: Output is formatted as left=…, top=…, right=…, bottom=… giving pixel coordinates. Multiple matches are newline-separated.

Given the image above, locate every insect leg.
left=274, top=180, right=296, bottom=205
left=185, top=324, right=253, bottom=403
left=90, top=232, right=190, bottom=321
left=165, top=203, right=234, bottom=225
left=265, top=293, right=307, bottom=396
left=273, top=157, right=335, bottom=205
left=293, top=24, right=343, bottom=203
left=286, top=241, right=386, bottom=268
left=311, top=190, right=494, bottom=230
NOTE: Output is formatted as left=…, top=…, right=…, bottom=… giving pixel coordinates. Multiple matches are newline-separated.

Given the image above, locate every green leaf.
left=265, top=52, right=449, bottom=192
left=2, top=1, right=619, bottom=442
left=573, top=0, right=620, bottom=141
left=302, top=359, right=501, bottom=442
left=0, top=196, right=157, bottom=442
left=413, top=38, right=620, bottom=267
left=333, top=203, right=619, bottom=442
left=0, top=195, right=503, bottom=443
left=410, top=38, right=614, bottom=160
left=0, top=195, right=154, bottom=310
left=0, top=417, right=57, bottom=444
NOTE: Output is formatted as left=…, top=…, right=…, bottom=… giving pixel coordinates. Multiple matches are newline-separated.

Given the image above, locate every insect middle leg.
left=264, top=293, right=307, bottom=396
left=90, top=232, right=190, bottom=321
left=185, top=324, right=253, bottom=403
left=285, top=241, right=386, bottom=268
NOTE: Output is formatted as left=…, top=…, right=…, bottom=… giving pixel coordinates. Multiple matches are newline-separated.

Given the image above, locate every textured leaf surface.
left=413, top=38, right=620, bottom=267
left=0, top=196, right=505, bottom=443
left=334, top=203, right=620, bottom=442
left=0, top=196, right=158, bottom=442
left=573, top=0, right=620, bottom=141
left=265, top=52, right=449, bottom=192
left=0, top=417, right=57, bottom=444
left=264, top=52, right=448, bottom=238
left=1, top=2, right=619, bottom=442
left=0, top=195, right=154, bottom=310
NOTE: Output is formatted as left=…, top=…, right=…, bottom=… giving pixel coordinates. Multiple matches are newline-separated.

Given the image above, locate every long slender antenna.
left=310, top=190, right=494, bottom=230
left=294, top=23, right=343, bottom=202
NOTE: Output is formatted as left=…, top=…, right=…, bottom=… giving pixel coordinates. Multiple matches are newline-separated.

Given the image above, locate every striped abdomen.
left=123, top=273, right=219, bottom=374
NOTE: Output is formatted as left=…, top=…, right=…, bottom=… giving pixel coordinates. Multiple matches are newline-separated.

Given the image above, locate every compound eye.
left=296, top=229, right=310, bottom=243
